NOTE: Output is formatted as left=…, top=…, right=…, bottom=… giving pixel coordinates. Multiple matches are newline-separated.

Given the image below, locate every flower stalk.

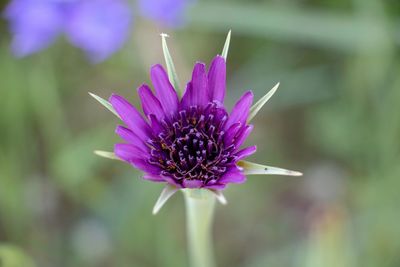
left=183, top=189, right=216, bottom=267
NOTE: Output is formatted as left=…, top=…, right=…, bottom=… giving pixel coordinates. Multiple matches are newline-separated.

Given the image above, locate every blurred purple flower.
left=4, top=0, right=65, bottom=57
left=138, top=0, right=193, bottom=27
left=4, top=0, right=194, bottom=62
left=65, top=0, right=132, bottom=62
left=3, top=0, right=132, bottom=62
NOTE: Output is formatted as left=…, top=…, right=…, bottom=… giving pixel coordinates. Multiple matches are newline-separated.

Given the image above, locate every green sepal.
left=161, top=33, right=182, bottom=95
left=221, top=30, right=231, bottom=60
left=152, top=184, right=178, bottom=215
left=238, top=160, right=302, bottom=176
left=89, top=92, right=120, bottom=119
left=248, top=82, right=279, bottom=122
left=94, top=150, right=120, bottom=160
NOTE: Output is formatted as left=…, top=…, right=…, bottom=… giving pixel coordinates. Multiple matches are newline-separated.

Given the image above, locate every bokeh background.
left=1, top=0, right=399, bottom=266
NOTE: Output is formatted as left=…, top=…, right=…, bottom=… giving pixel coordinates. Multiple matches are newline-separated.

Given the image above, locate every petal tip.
left=160, top=32, right=169, bottom=38
left=108, top=93, right=119, bottom=102
left=194, top=62, right=207, bottom=70
left=291, top=171, right=303, bottom=176
left=216, top=55, right=226, bottom=64
left=150, top=63, right=165, bottom=73
left=94, top=150, right=120, bottom=160
left=246, top=90, right=254, bottom=98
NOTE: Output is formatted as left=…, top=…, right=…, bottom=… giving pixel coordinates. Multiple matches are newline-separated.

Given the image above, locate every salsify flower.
left=91, top=32, right=302, bottom=214
left=113, top=59, right=253, bottom=188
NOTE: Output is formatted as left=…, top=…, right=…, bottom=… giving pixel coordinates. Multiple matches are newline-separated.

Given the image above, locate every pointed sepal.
left=152, top=184, right=179, bottom=215
left=238, top=160, right=302, bottom=176
left=221, top=30, right=231, bottom=61
left=89, top=92, right=120, bottom=119
left=248, top=82, right=279, bottom=122
left=94, top=150, right=120, bottom=160
left=208, top=189, right=228, bottom=205
left=160, top=33, right=181, bottom=95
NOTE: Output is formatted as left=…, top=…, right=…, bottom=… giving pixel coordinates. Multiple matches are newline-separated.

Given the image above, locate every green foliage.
left=0, top=245, right=36, bottom=267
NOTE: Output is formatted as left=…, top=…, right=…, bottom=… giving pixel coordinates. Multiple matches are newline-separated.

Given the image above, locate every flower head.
left=92, top=33, right=302, bottom=212
left=111, top=56, right=255, bottom=190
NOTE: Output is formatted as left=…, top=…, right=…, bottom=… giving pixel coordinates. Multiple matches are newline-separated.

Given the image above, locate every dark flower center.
left=147, top=102, right=236, bottom=185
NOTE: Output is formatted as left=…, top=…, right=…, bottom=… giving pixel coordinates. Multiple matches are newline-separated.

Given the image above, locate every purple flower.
left=4, top=0, right=65, bottom=57
left=138, top=0, right=193, bottom=27
left=3, top=0, right=132, bottom=62
left=65, top=0, right=132, bottom=62
left=110, top=56, right=255, bottom=189
left=92, top=34, right=302, bottom=212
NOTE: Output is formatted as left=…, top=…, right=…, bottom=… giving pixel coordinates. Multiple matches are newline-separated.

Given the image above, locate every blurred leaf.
left=0, top=245, right=36, bottom=267
left=189, top=2, right=390, bottom=51
left=52, top=125, right=115, bottom=189
left=227, top=47, right=337, bottom=109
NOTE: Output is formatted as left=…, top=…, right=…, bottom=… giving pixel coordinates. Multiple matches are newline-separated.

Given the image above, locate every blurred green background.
left=1, top=0, right=400, bottom=266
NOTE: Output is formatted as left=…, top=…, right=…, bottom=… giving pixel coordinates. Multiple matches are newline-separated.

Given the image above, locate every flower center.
left=147, top=102, right=235, bottom=186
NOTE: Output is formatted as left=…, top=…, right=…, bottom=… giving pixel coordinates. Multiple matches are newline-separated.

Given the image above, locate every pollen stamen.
left=147, top=104, right=239, bottom=187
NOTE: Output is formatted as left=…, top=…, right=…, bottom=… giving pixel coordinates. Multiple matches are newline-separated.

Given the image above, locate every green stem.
left=183, top=189, right=216, bottom=267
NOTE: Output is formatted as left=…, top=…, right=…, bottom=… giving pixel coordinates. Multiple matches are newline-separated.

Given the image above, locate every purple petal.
left=180, top=82, right=193, bottom=110
left=235, top=146, right=257, bottom=161
left=143, top=174, right=165, bottom=182
left=148, top=114, right=164, bottom=134
left=224, top=122, right=241, bottom=146
left=130, top=158, right=162, bottom=175
left=65, top=0, right=132, bottom=62
left=109, top=94, right=152, bottom=141
left=181, top=64, right=209, bottom=108
left=162, top=175, right=183, bottom=188
left=225, top=91, right=253, bottom=130
left=4, top=0, right=64, bottom=57
left=114, top=143, right=144, bottom=161
left=190, top=62, right=209, bottom=107
left=182, top=179, right=203, bottom=188
left=208, top=55, right=226, bottom=103
left=115, top=126, right=149, bottom=152
left=234, top=125, right=254, bottom=148
left=219, top=167, right=246, bottom=184
left=204, top=183, right=227, bottom=190
left=150, top=64, right=179, bottom=115
left=137, top=84, right=165, bottom=119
